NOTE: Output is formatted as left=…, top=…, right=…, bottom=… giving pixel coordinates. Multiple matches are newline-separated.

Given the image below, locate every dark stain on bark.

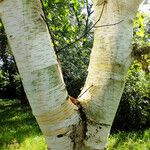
left=69, top=96, right=88, bottom=138
left=69, top=96, right=88, bottom=150
left=70, top=123, right=85, bottom=150
left=57, top=134, right=64, bottom=138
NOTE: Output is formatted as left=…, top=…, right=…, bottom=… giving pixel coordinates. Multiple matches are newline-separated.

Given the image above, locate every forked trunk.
left=0, top=0, right=141, bottom=150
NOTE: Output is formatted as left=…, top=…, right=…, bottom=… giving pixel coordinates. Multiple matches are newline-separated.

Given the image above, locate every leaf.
left=72, top=0, right=79, bottom=10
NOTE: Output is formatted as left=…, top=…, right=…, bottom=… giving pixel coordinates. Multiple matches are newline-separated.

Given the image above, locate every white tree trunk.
left=0, top=0, right=83, bottom=149
left=0, top=0, right=142, bottom=150
left=78, top=0, right=142, bottom=149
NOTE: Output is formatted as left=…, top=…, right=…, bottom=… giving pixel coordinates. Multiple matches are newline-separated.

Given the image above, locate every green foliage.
left=42, top=0, right=93, bottom=96
left=60, top=46, right=90, bottom=96
left=133, top=13, right=150, bottom=73
left=133, top=13, right=150, bottom=47
left=0, top=22, right=16, bottom=98
left=0, top=70, right=9, bottom=89
left=0, top=21, right=27, bottom=102
left=43, top=0, right=85, bottom=50
left=112, top=63, right=150, bottom=132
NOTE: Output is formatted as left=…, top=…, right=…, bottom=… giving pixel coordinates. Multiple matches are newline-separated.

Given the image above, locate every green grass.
left=108, top=129, right=150, bottom=150
left=0, top=99, right=150, bottom=150
left=0, top=99, right=46, bottom=150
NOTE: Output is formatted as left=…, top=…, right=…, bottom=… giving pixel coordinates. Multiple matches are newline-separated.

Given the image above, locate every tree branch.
left=40, top=0, right=58, bottom=53
left=56, top=0, right=107, bottom=54
left=82, top=0, right=92, bottom=46
left=70, top=3, right=81, bottom=28
left=94, top=20, right=124, bottom=28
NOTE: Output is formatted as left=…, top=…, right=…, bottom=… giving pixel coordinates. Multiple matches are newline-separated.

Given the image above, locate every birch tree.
left=0, top=0, right=142, bottom=149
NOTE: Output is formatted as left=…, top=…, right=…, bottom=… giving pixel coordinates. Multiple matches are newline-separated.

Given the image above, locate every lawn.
left=0, top=99, right=150, bottom=150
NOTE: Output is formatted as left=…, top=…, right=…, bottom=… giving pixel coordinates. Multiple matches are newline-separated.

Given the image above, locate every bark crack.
left=69, top=96, right=88, bottom=138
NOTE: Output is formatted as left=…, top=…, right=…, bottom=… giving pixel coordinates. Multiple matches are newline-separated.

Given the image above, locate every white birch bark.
left=0, top=0, right=142, bottom=150
left=78, top=0, right=142, bottom=149
left=0, top=0, right=83, bottom=149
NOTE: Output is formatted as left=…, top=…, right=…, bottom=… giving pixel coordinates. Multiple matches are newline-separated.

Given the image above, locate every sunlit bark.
left=79, top=0, right=142, bottom=149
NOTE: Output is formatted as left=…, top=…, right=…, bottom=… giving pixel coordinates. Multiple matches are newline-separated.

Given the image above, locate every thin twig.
left=96, top=0, right=107, bottom=6
left=40, top=0, right=58, bottom=53
left=78, top=85, right=93, bottom=98
left=82, top=0, right=91, bottom=46
left=71, top=3, right=81, bottom=27
left=92, top=0, right=106, bottom=28
left=95, top=20, right=124, bottom=28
